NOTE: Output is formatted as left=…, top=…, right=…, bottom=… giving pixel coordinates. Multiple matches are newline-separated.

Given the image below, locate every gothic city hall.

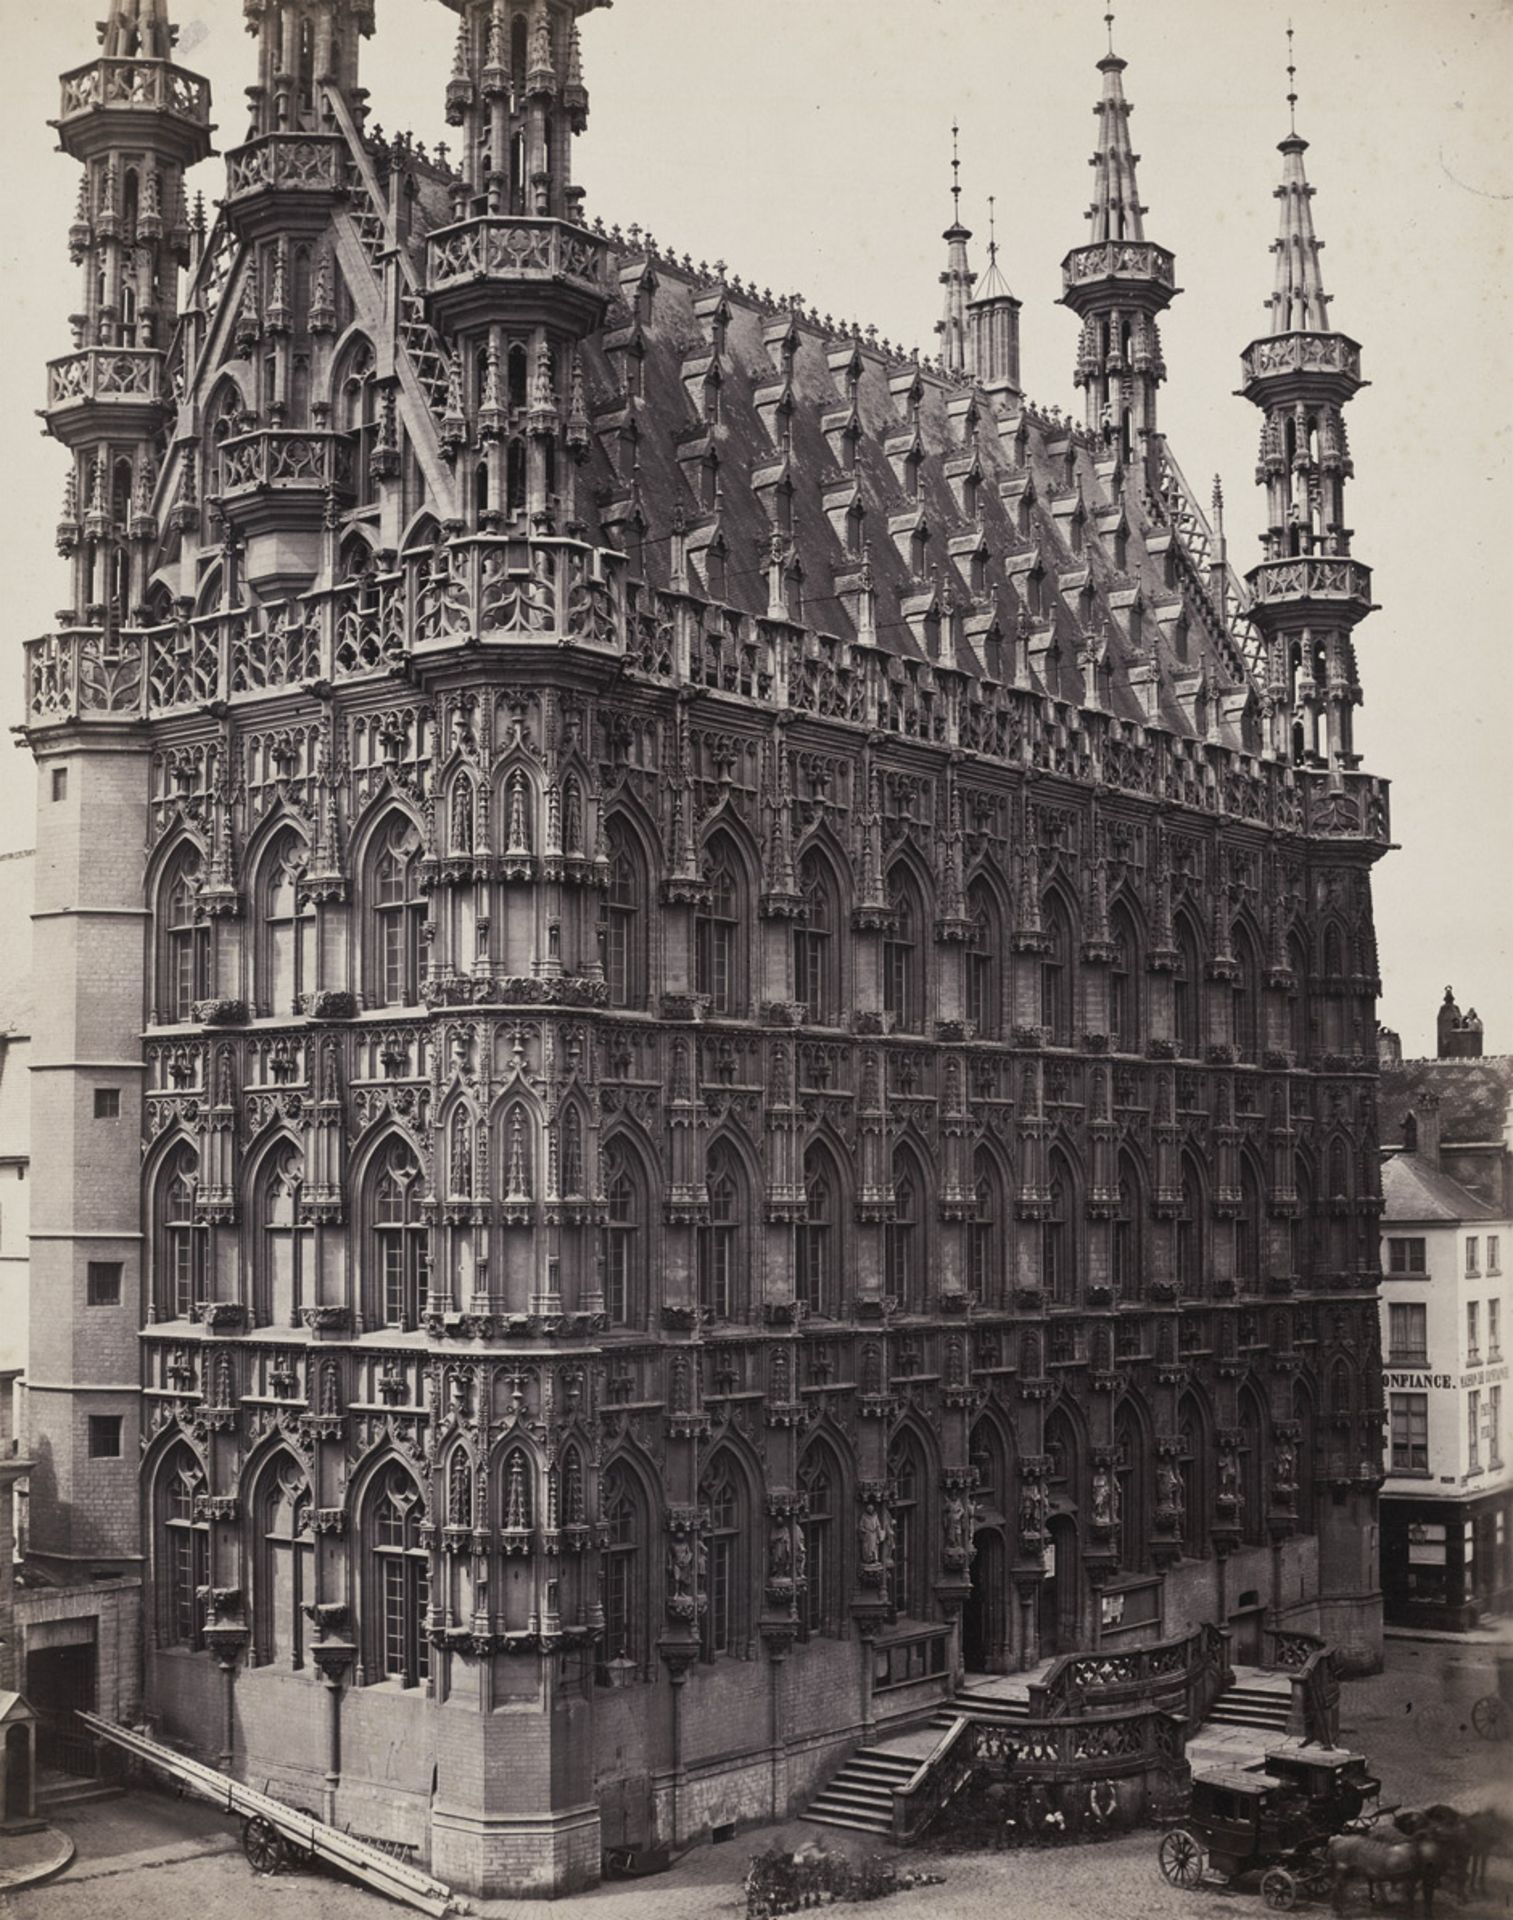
left=20, top=0, right=1391, bottom=1896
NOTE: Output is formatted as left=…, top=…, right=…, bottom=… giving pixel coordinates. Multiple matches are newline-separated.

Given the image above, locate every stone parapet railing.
left=1062, top=239, right=1177, bottom=292
left=58, top=57, right=211, bottom=126
left=425, top=215, right=613, bottom=298
left=47, top=347, right=165, bottom=411
left=224, top=133, right=346, bottom=202
left=1241, top=331, right=1363, bottom=388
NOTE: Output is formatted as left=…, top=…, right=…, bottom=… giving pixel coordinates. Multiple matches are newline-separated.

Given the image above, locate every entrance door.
left=26, top=1645, right=97, bottom=1774
left=1039, top=1514, right=1083, bottom=1654
left=962, top=1529, right=1005, bottom=1673
left=4, top=1725, right=30, bottom=1822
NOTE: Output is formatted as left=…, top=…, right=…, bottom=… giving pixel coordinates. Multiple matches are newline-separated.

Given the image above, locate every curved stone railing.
left=1248, top=556, right=1373, bottom=610
left=1061, top=239, right=1177, bottom=291
left=1028, top=1621, right=1232, bottom=1724
left=1241, top=331, right=1363, bottom=388
left=425, top=215, right=613, bottom=298
left=219, top=429, right=352, bottom=496
left=224, top=133, right=345, bottom=203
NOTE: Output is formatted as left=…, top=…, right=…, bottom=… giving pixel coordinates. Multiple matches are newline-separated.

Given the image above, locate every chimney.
left=1405, top=1094, right=1441, bottom=1169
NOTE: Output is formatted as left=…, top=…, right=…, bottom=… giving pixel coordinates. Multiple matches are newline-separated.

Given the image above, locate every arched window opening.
left=1041, top=895, right=1075, bottom=1046
left=965, top=880, right=999, bottom=1037
left=158, top=1142, right=206, bottom=1320
left=700, top=1454, right=747, bottom=1660
left=602, top=1139, right=644, bottom=1328
left=160, top=849, right=210, bottom=1023
left=599, top=1463, right=648, bottom=1680
left=799, top=1444, right=841, bottom=1638
left=603, top=820, right=647, bottom=1009
left=1239, top=1389, right=1267, bottom=1547
left=887, top=1433, right=929, bottom=1620
left=794, top=851, right=837, bottom=1026
left=158, top=1448, right=208, bottom=1648
left=695, top=839, right=744, bottom=1015
left=1233, top=926, right=1261, bottom=1064
left=1113, top=1152, right=1144, bottom=1301
left=370, top=1140, right=428, bottom=1331
left=1174, top=914, right=1202, bottom=1059
left=1176, top=1156, right=1204, bottom=1299
left=1236, top=1158, right=1265, bottom=1294
left=883, top=870, right=923, bottom=1032
left=369, top=819, right=425, bottom=1008
left=369, top=1468, right=429, bottom=1687
left=1115, top=1408, right=1145, bottom=1572
left=257, top=1463, right=313, bottom=1667
left=1044, top=1151, right=1076, bottom=1305
left=258, top=1145, right=312, bottom=1329
left=506, top=439, right=527, bottom=515
left=1293, top=1381, right=1316, bottom=1531
left=1288, top=930, right=1310, bottom=1060
left=1110, top=905, right=1140, bottom=1052
left=797, top=1143, right=837, bottom=1318
left=260, top=832, right=314, bottom=1018
left=507, top=343, right=528, bottom=411
left=1177, top=1393, right=1209, bottom=1560
left=699, top=1142, right=743, bottom=1322
left=968, top=1147, right=1002, bottom=1305
left=886, top=1147, right=924, bottom=1311
left=338, top=341, right=379, bottom=509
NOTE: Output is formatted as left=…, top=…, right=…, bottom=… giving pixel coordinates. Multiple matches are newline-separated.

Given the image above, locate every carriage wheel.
left=242, top=1816, right=288, bottom=1875
left=1158, top=1827, right=1207, bottom=1890
left=1261, top=1867, right=1299, bottom=1911
left=1472, top=1694, right=1508, bottom=1741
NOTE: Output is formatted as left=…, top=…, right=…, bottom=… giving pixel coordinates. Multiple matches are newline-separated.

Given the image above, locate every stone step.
left=806, top=1807, right=893, bottom=1836
left=35, top=1779, right=124, bottom=1810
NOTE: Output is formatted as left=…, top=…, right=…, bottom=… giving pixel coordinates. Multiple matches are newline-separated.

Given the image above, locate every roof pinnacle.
left=1286, top=21, right=1298, bottom=136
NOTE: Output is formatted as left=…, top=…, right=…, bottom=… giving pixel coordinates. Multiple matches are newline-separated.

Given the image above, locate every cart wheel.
left=1262, top=1867, right=1299, bottom=1911
left=1472, top=1694, right=1508, bottom=1741
left=242, top=1816, right=288, bottom=1875
left=1158, top=1827, right=1206, bottom=1889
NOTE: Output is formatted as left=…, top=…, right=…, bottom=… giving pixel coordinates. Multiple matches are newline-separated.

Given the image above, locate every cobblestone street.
left=3, top=1640, right=1508, bottom=1920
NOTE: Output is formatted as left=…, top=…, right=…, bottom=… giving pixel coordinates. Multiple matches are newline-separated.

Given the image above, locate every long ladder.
left=78, top=1713, right=464, bottom=1917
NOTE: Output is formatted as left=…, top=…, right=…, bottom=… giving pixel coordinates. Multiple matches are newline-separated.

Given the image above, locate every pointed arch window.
left=698, top=1142, right=744, bottom=1322
left=1177, top=1393, right=1209, bottom=1560
left=158, top=1449, right=208, bottom=1648
left=259, top=831, right=315, bottom=1018
left=965, top=880, right=999, bottom=1037
left=1174, top=914, right=1203, bottom=1059
left=368, top=819, right=425, bottom=1009
left=159, top=849, right=210, bottom=1024
left=1287, top=930, right=1310, bottom=1061
left=695, top=839, right=745, bottom=1015
left=884, top=869, right=925, bottom=1033
left=1236, top=1158, right=1265, bottom=1294
left=887, top=1433, right=928, bottom=1619
left=370, top=1141, right=429, bottom=1330
left=158, top=1142, right=206, bottom=1320
left=339, top=340, right=379, bottom=509
left=886, top=1147, right=924, bottom=1311
left=1232, top=925, right=1262, bottom=1063
left=604, top=820, right=647, bottom=1010
left=257, top=1145, right=312, bottom=1328
left=1041, top=895, right=1075, bottom=1046
left=794, top=851, right=838, bottom=1026
left=1109, top=904, right=1140, bottom=1052
left=799, top=1445, right=841, bottom=1638
left=602, top=1139, right=645, bottom=1328
left=257, top=1464, right=314, bottom=1667
left=797, top=1143, right=837, bottom=1318
left=1293, top=1156, right=1316, bottom=1282
left=369, top=1469, right=429, bottom=1687
left=1113, top=1152, right=1144, bottom=1301
left=1176, top=1156, right=1205, bottom=1299
left=1044, top=1152, right=1076, bottom=1305
left=448, top=1109, right=473, bottom=1200
left=1115, top=1407, right=1145, bottom=1572
left=1239, top=1389, right=1267, bottom=1547
left=700, top=1454, right=748, bottom=1660
left=1292, top=1380, right=1316, bottom=1531
left=968, top=1146, right=1003, bottom=1305
left=599, top=1462, right=649, bottom=1680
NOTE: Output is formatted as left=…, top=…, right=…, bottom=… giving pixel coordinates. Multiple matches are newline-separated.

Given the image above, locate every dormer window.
left=903, top=447, right=922, bottom=501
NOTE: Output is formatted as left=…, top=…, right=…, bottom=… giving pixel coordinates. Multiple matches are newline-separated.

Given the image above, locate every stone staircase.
left=1186, top=1664, right=1297, bottom=1776
left=1203, top=1671, right=1293, bottom=1735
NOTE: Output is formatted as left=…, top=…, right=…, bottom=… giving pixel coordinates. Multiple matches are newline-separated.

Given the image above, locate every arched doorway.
left=1040, top=1513, right=1084, bottom=1655
left=3, top=1723, right=33, bottom=1825
left=962, top=1528, right=1006, bottom=1673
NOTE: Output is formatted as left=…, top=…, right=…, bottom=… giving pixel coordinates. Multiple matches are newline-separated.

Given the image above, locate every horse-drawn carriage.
left=1157, top=1746, right=1382, bottom=1910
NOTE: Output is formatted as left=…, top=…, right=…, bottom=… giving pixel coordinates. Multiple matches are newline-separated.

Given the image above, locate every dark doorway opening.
left=4, top=1724, right=31, bottom=1823
left=962, top=1529, right=1006, bottom=1673
left=1040, top=1513, right=1083, bottom=1655
left=26, top=1643, right=97, bottom=1775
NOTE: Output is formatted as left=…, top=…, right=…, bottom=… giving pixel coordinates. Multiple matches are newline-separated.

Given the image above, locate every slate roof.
left=1380, top=1151, right=1502, bottom=1225
left=1378, top=1057, right=1513, bottom=1149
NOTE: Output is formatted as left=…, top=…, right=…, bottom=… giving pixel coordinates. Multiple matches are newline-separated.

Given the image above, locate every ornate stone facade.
left=21, top=0, right=1387, bottom=1898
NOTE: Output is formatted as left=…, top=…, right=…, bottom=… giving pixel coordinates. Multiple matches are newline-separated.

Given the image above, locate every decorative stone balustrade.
left=1061, top=240, right=1177, bottom=293
left=224, top=134, right=346, bottom=204
left=424, top=217, right=613, bottom=330
left=58, top=57, right=211, bottom=126
left=1248, top=555, right=1373, bottom=614
left=219, top=428, right=353, bottom=498
left=47, top=347, right=166, bottom=418
left=1240, top=330, right=1363, bottom=391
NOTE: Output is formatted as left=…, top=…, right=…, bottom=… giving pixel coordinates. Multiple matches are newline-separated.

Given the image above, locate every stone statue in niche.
left=1092, top=1465, right=1119, bottom=1528
left=768, top=1520, right=792, bottom=1580
left=858, top=1497, right=892, bottom=1571
left=943, top=1493, right=968, bottom=1556
left=669, top=1532, right=695, bottom=1600
left=860, top=1342, right=882, bottom=1397
left=1273, top=1441, right=1296, bottom=1494
left=771, top=1347, right=790, bottom=1403
left=319, top=1358, right=340, bottom=1416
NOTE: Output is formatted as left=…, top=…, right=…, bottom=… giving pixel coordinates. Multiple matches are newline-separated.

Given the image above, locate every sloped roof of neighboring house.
left=1379, top=1056, right=1513, bottom=1149
left=1380, top=1150, right=1502, bottom=1225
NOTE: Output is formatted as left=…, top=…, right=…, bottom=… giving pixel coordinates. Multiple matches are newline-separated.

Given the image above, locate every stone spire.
left=1238, top=28, right=1373, bottom=770
left=243, top=1, right=376, bottom=138
left=1060, top=12, right=1179, bottom=463
left=935, top=123, right=975, bottom=378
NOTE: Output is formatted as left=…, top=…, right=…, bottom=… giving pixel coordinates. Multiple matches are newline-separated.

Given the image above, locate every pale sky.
left=1, top=0, right=1508, bottom=1059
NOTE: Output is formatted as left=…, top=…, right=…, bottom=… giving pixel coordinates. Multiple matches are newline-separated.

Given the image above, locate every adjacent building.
left=19, top=0, right=1390, bottom=1896
left=1378, top=993, right=1513, bottom=1629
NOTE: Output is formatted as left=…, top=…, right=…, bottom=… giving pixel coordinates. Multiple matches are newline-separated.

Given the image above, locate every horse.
left=1464, top=1807, right=1513, bottom=1898
left=1327, top=1829, right=1444, bottom=1917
